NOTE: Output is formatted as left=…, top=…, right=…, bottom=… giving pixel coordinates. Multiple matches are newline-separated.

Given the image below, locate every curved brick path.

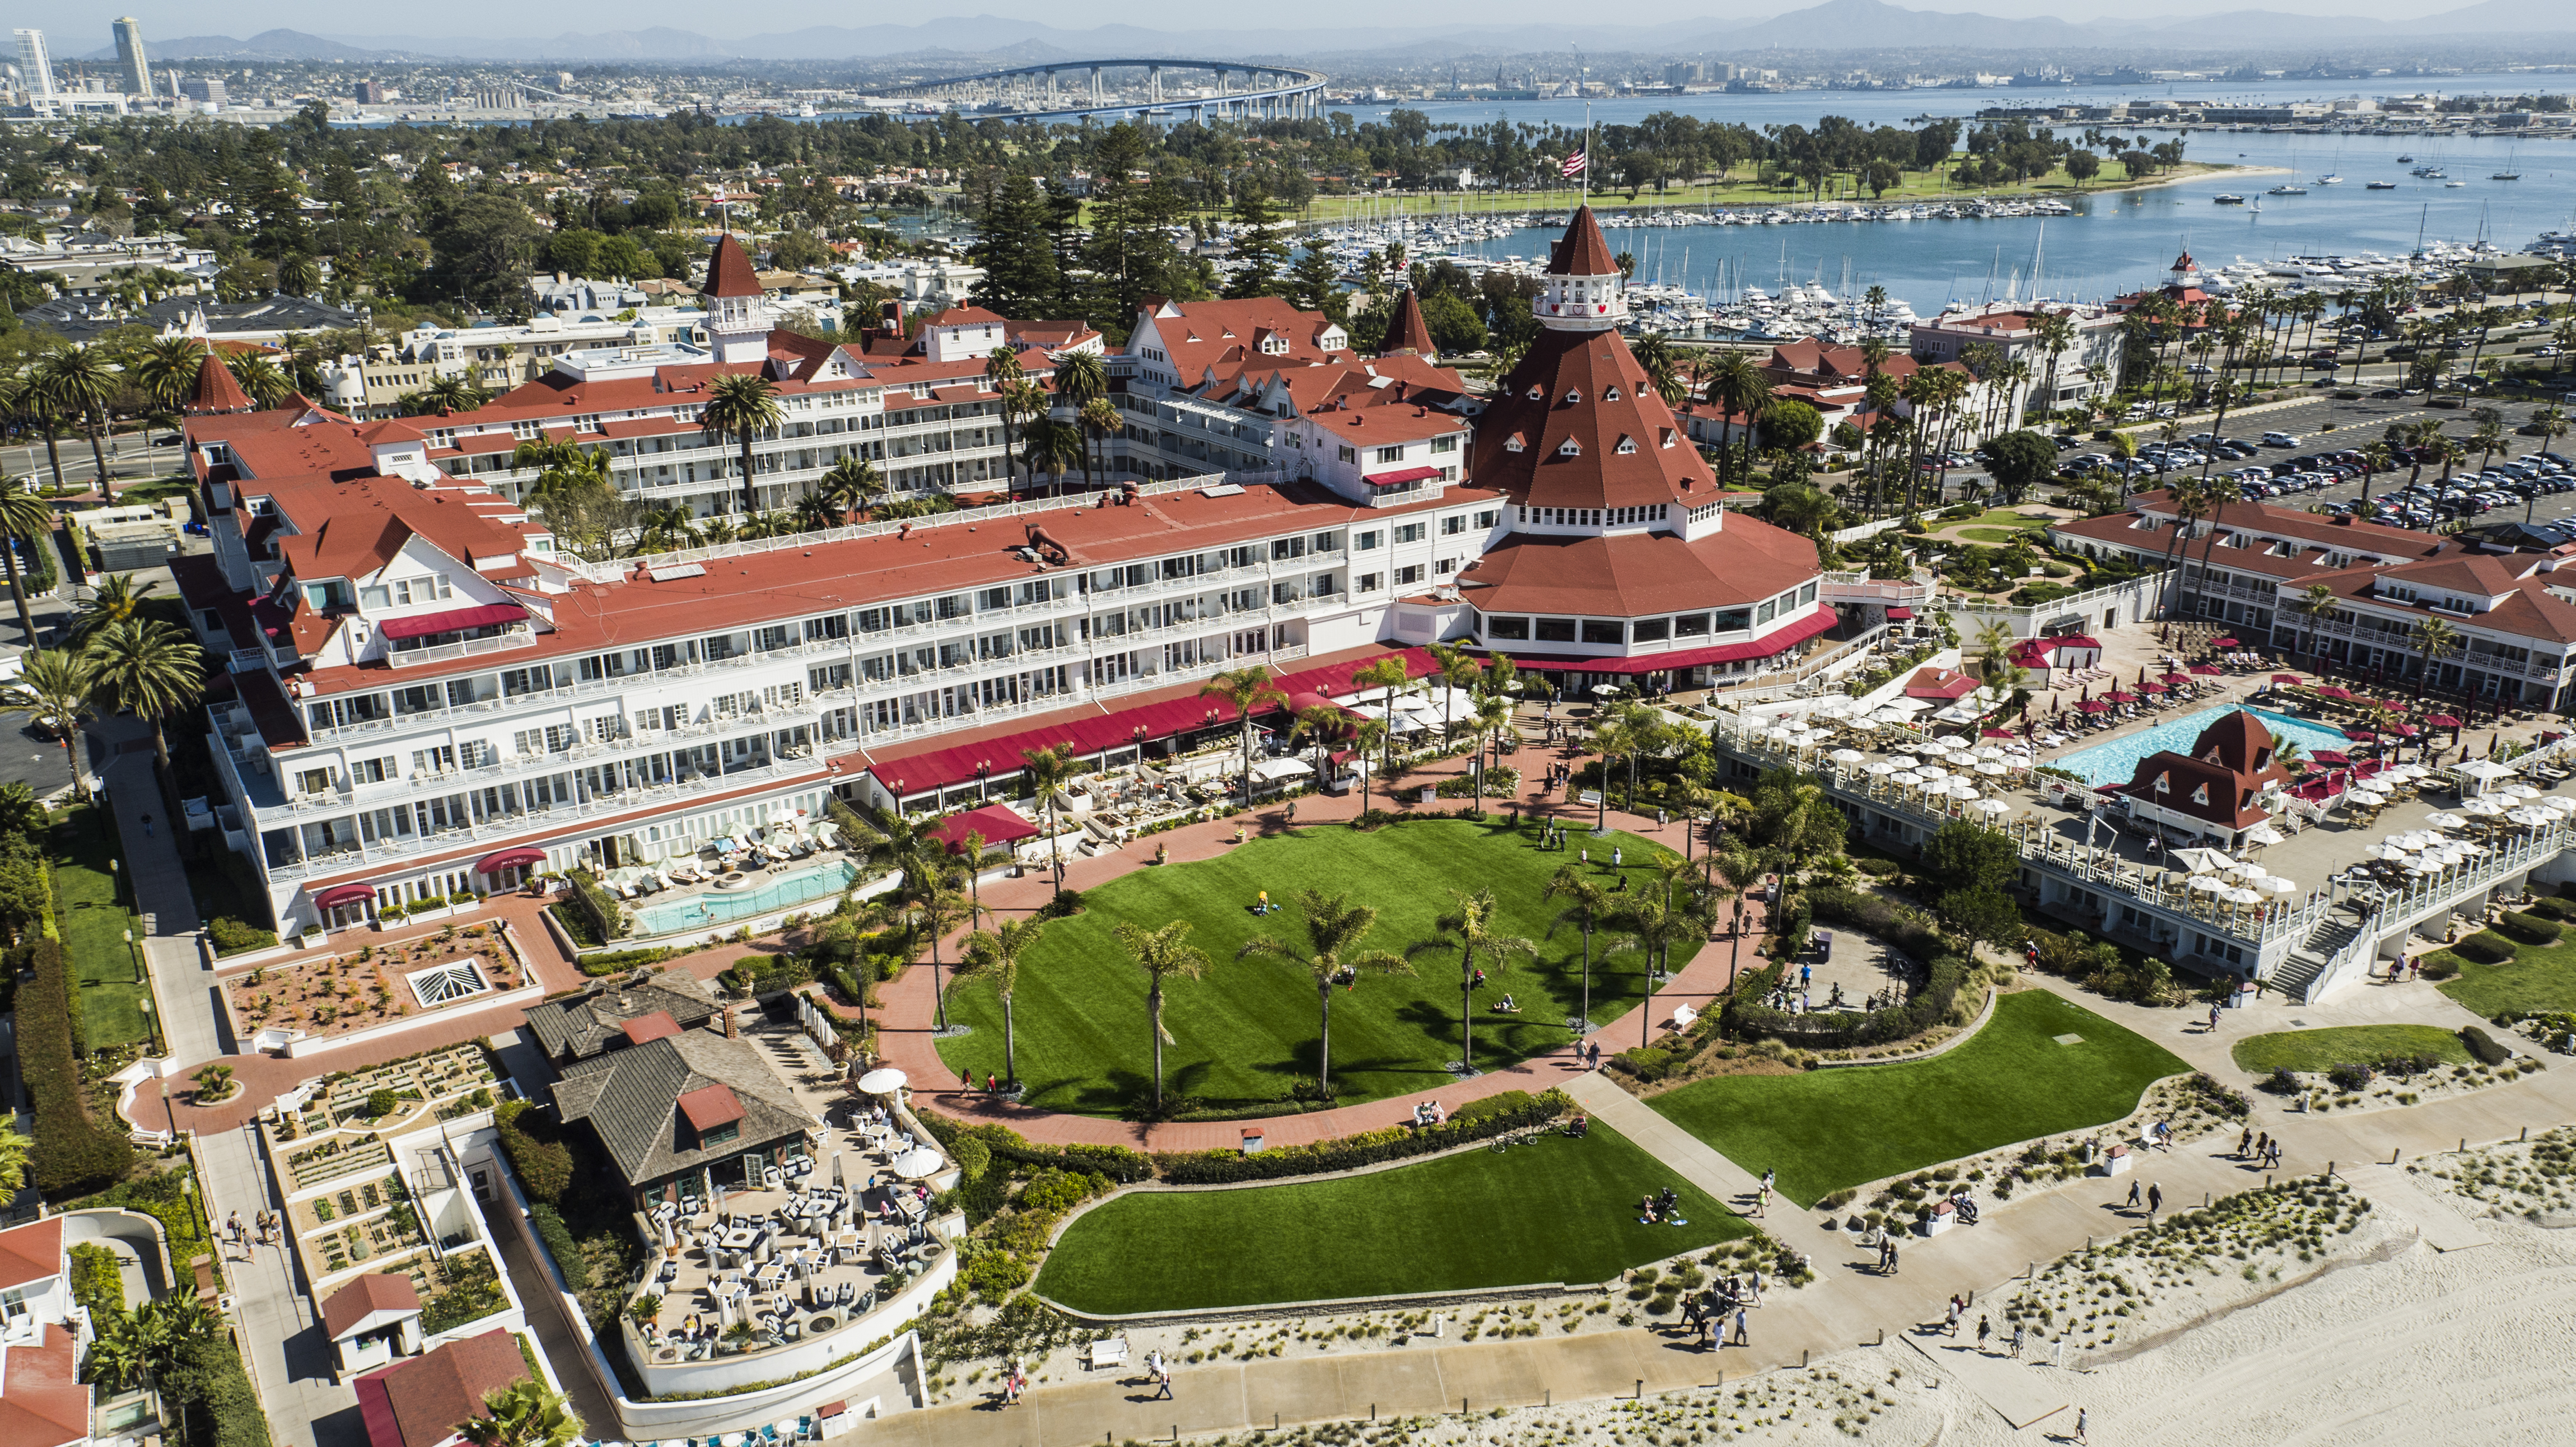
left=855, top=728, right=1771, bottom=1152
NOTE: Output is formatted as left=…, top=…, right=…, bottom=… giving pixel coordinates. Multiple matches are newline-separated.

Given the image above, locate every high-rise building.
left=13, top=29, right=57, bottom=111
left=179, top=76, right=226, bottom=105
left=112, top=17, right=148, bottom=97
left=353, top=79, right=387, bottom=105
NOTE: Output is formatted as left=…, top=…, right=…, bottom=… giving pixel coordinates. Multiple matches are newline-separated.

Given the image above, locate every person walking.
left=1944, top=1296, right=1962, bottom=1337
left=1612, top=846, right=1623, bottom=868
left=2124, top=1179, right=2141, bottom=1210
left=1977, top=1315, right=1992, bottom=1354
left=2238, top=1127, right=2253, bottom=1159
left=2255, top=1130, right=2270, bottom=1162
left=2010, top=1320, right=2025, bottom=1359
left=2074, top=1407, right=2088, bottom=1444
left=1152, top=1351, right=1173, bottom=1400
left=2147, top=1182, right=2163, bottom=1218
left=1732, top=1308, right=1748, bottom=1347
left=1884, top=1238, right=1900, bottom=1276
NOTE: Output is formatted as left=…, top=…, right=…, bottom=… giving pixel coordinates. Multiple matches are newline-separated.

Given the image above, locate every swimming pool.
left=630, top=859, right=861, bottom=936
left=2051, top=705, right=2355, bottom=787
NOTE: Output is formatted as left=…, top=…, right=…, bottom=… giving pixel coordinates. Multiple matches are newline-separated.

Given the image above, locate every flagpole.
left=1581, top=102, right=1592, bottom=207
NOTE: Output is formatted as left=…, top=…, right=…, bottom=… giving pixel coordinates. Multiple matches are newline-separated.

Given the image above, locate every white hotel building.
left=179, top=218, right=1842, bottom=939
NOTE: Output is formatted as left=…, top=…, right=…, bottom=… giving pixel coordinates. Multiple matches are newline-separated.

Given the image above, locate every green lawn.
left=934, top=819, right=1669, bottom=1115
left=2438, top=938, right=2576, bottom=1019
left=2231, top=1025, right=2470, bottom=1075
left=51, top=805, right=152, bottom=1049
left=1033, top=1121, right=1744, bottom=1313
left=1647, top=991, right=2190, bottom=1208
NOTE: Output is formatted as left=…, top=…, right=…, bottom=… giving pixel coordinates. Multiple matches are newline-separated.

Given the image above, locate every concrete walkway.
left=199, top=1121, right=366, bottom=1447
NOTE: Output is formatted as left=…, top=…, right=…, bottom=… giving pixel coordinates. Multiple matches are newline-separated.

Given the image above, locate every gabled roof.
left=1903, top=666, right=1981, bottom=700
left=1546, top=206, right=1619, bottom=277
left=1383, top=288, right=1436, bottom=357
left=0, top=1323, right=86, bottom=1447
left=929, top=306, right=1007, bottom=329
left=552, top=1028, right=818, bottom=1189
left=1466, top=521, right=1822, bottom=617
left=522, top=967, right=722, bottom=1062
left=1466, top=326, right=1717, bottom=512
left=2118, top=708, right=2294, bottom=829
left=0, top=1217, right=61, bottom=1291
left=353, top=1329, right=530, bottom=1447
left=704, top=233, right=762, bottom=300
left=321, top=1272, right=423, bottom=1342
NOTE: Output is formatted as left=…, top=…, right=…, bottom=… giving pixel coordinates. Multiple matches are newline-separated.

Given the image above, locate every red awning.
left=928, top=803, right=1039, bottom=855
left=1364, top=465, right=1441, bottom=487
left=1884, top=606, right=1914, bottom=620
left=2313, top=685, right=2353, bottom=699
left=2270, top=674, right=2303, bottom=684
left=475, top=847, right=547, bottom=873
left=376, top=602, right=528, bottom=641
left=1491, top=608, right=1840, bottom=675
left=312, top=883, right=377, bottom=909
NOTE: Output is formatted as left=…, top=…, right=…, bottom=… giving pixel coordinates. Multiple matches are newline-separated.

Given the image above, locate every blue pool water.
left=631, top=860, right=861, bottom=936
left=2052, top=706, right=2355, bottom=788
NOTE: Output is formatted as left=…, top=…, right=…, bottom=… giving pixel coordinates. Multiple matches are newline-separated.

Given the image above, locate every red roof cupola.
left=188, top=347, right=256, bottom=414
left=1383, top=288, right=1436, bottom=357
left=703, top=232, right=763, bottom=300
left=1538, top=207, right=1626, bottom=333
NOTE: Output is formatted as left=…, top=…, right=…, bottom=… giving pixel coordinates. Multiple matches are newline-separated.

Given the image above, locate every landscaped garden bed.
left=222, top=924, right=524, bottom=1042
left=2236, top=1024, right=2535, bottom=1112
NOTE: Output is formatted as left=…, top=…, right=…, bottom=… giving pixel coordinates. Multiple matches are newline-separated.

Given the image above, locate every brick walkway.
left=858, top=723, right=1771, bottom=1152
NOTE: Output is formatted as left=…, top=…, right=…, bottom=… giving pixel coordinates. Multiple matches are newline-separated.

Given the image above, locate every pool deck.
left=2051, top=699, right=2361, bottom=786
left=624, top=855, right=862, bottom=935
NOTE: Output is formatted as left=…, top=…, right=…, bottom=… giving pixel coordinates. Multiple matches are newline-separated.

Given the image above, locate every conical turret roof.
left=1546, top=206, right=1619, bottom=277
left=1383, top=288, right=1436, bottom=357
left=704, top=232, right=763, bottom=300
left=186, top=347, right=255, bottom=414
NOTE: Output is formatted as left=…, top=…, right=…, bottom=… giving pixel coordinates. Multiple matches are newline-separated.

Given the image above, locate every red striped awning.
left=377, top=602, right=528, bottom=641
left=1364, top=466, right=1441, bottom=487
left=475, top=847, right=546, bottom=872
left=312, top=883, right=377, bottom=908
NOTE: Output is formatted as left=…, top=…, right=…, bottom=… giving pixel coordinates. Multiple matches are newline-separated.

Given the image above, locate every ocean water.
left=2051, top=704, right=2358, bottom=786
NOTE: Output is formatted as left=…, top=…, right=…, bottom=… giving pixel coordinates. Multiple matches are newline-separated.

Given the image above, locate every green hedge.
left=206, top=916, right=278, bottom=955
left=493, top=1100, right=573, bottom=1203
left=2524, top=897, right=2574, bottom=922
left=15, top=938, right=134, bottom=1193
left=563, top=869, right=629, bottom=941
left=916, top=1116, right=1153, bottom=1184
left=1150, top=1088, right=1574, bottom=1184
left=526, top=1202, right=591, bottom=1290
left=2500, top=911, right=2564, bottom=945
left=2461, top=1025, right=2513, bottom=1067
left=575, top=945, right=685, bottom=978
left=2459, top=930, right=2519, bottom=965
left=1723, top=888, right=1972, bottom=1049
left=175, top=1331, right=269, bottom=1447
left=2417, top=950, right=2466, bottom=981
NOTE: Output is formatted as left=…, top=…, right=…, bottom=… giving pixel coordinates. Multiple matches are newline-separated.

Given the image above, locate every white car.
left=2262, top=431, right=2300, bottom=447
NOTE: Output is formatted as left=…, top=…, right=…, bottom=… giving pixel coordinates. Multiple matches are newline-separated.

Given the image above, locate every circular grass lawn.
left=1034, top=1121, right=1746, bottom=1313
left=934, top=818, right=1677, bottom=1115
left=2230, top=1024, right=2470, bottom=1076
left=1646, top=989, right=2191, bottom=1208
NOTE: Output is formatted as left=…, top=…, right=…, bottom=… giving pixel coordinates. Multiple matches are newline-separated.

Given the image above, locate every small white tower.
left=702, top=233, right=773, bottom=365
left=1538, top=206, right=1627, bottom=333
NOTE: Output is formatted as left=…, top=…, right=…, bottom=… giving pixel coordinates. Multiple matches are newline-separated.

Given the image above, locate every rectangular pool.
left=631, top=860, right=861, bottom=936
left=2051, top=704, right=2355, bottom=787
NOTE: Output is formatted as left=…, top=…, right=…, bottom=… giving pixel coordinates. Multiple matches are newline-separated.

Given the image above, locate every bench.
left=1088, top=1336, right=1128, bottom=1371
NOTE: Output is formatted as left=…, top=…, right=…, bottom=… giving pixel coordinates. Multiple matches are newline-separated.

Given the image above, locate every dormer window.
left=1558, top=439, right=1582, bottom=456
left=2152, top=771, right=2171, bottom=795
left=2190, top=783, right=2211, bottom=806
left=1562, top=390, right=1581, bottom=405
left=1660, top=428, right=1677, bottom=449
left=1527, top=385, right=1543, bottom=400
left=1615, top=435, right=1638, bottom=455
left=1504, top=433, right=1526, bottom=453
left=1604, top=386, right=1622, bottom=401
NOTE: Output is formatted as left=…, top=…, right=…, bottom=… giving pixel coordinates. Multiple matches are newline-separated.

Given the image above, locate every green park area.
left=51, top=805, right=154, bottom=1050
left=2436, top=936, right=2576, bottom=1020
left=2230, top=1025, right=2471, bottom=1075
left=1648, top=991, right=2189, bottom=1208
left=934, top=819, right=1671, bottom=1115
left=1034, top=1121, right=1743, bottom=1313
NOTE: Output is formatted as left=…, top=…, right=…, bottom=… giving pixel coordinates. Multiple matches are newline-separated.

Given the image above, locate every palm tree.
left=1712, top=848, right=1764, bottom=986
left=1347, top=716, right=1389, bottom=813
left=1113, top=919, right=1211, bottom=1112
left=1424, top=640, right=1481, bottom=741
left=0, top=370, right=67, bottom=492
left=816, top=456, right=885, bottom=521
left=1019, top=418, right=1084, bottom=498
left=984, top=347, right=1026, bottom=495
left=1352, top=655, right=1413, bottom=779
left=958, top=916, right=1047, bottom=1092
left=1020, top=741, right=1080, bottom=894
left=1079, top=398, right=1123, bottom=490
left=1289, top=701, right=1346, bottom=779
left=1411, top=888, right=1537, bottom=1078
left=791, top=493, right=842, bottom=532
left=639, top=505, right=702, bottom=552
left=459, top=1379, right=583, bottom=1447
left=82, top=617, right=204, bottom=771
left=1469, top=693, right=1515, bottom=804
left=2293, top=582, right=2340, bottom=669
left=1200, top=667, right=1287, bottom=803
left=35, top=347, right=118, bottom=501
left=1608, top=885, right=1706, bottom=1049
left=1700, top=351, right=1774, bottom=491
left=1544, top=865, right=1613, bottom=1029
left=1004, top=380, right=1050, bottom=493
left=903, top=847, right=978, bottom=1034
left=414, top=373, right=477, bottom=416
left=2410, top=615, right=2460, bottom=699
left=2153, top=474, right=2210, bottom=619
left=699, top=372, right=783, bottom=516
left=0, top=480, right=53, bottom=646
left=1236, top=889, right=1411, bottom=1096
left=132, top=337, right=208, bottom=415
left=2, top=650, right=95, bottom=798
left=0, top=1117, right=27, bottom=1197
left=2185, top=475, right=2244, bottom=623
left=2358, top=440, right=2392, bottom=515
left=67, top=572, right=161, bottom=647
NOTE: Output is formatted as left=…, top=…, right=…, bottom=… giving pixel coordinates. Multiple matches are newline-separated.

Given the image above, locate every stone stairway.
left=2269, top=915, right=2363, bottom=1000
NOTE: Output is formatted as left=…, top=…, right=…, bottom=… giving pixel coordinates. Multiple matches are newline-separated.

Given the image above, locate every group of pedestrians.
left=222, top=1208, right=279, bottom=1259
left=2236, top=1128, right=2286, bottom=1170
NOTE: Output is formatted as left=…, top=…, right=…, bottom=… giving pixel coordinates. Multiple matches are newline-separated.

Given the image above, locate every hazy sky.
left=31, top=0, right=2471, bottom=49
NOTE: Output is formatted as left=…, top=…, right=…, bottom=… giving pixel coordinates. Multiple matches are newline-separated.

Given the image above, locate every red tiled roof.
left=704, top=233, right=762, bottom=300
left=0, top=1217, right=61, bottom=1291
left=928, top=803, right=1039, bottom=853
left=1547, top=206, right=1619, bottom=277
left=1467, top=327, right=1716, bottom=512
left=321, top=1272, right=422, bottom=1341
left=1384, top=288, right=1436, bottom=357
left=354, top=1329, right=530, bottom=1447
left=1465, top=521, right=1821, bottom=618
left=1904, top=666, right=1981, bottom=700
left=0, top=1323, right=86, bottom=1447
left=189, top=348, right=255, bottom=414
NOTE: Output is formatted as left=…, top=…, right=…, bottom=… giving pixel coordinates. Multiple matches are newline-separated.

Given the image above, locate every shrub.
left=206, top=916, right=278, bottom=955
left=2325, top=1062, right=2372, bottom=1090
left=2458, top=931, right=2519, bottom=965
left=15, top=939, right=133, bottom=1194
left=2416, top=951, right=2465, bottom=981
left=951, top=1137, right=992, bottom=1183
left=2523, top=897, right=2573, bottom=922
left=2260, top=1066, right=2300, bottom=1094
left=1152, top=1088, right=1574, bottom=1184
left=2461, top=1025, right=2513, bottom=1067
left=1610, top=1047, right=1672, bottom=1082
left=526, top=1203, right=591, bottom=1289
left=174, top=1330, right=270, bottom=1447
left=366, top=1089, right=399, bottom=1118
left=2500, top=911, right=2563, bottom=945
left=493, top=1099, right=575, bottom=1203
left=1034, top=888, right=1086, bottom=920
left=576, top=945, right=682, bottom=978
left=68, top=1241, right=123, bottom=1314
left=563, top=869, right=629, bottom=942
left=1852, top=856, right=1900, bottom=878
left=916, top=1117, right=1152, bottom=1184
left=1436, top=767, right=1521, bottom=798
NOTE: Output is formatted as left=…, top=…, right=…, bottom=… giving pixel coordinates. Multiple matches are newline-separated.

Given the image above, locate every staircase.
left=2267, top=916, right=2363, bottom=1001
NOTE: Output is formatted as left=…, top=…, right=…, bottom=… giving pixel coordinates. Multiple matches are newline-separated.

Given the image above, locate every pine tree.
left=1080, top=124, right=1207, bottom=330
left=1223, top=184, right=1291, bottom=300
left=968, top=174, right=1065, bottom=319
left=1287, top=245, right=1346, bottom=321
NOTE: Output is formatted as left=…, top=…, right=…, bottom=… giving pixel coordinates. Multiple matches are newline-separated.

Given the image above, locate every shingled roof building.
left=550, top=1028, right=820, bottom=1208
left=522, top=967, right=725, bottom=1065
left=2115, top=708, right=2297, bottom=850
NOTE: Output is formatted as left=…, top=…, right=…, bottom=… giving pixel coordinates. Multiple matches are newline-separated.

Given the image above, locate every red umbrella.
left=2160, top=671, right=2194, bottom=686
left=2344, top=726, right=2378, bottom=741
left=2390, top=722, right=2420, bottom=737
left=2107, top=689, right=2139, bottom=703
left=2080, top=699, right=2112, bottom=713
left=2425, top=714, right=2462, bottom=728
left=2211, top=636, right=2242, bottom=648
left=2190, top=664, right=2224, bottom=676
left=1982, top=727, right=2017, bottom=739
left=2140, top=681, right=2168, bottom=694
left=2270, top=673, right=2303, bottom=685
left=2312, top=749, right=2351, bottom=765
left=2314, top=685, right=2352, bottom=699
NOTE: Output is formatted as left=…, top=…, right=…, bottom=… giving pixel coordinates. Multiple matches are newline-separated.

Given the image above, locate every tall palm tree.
left=699, top=372, right=782, bottom=516
left=2, top=650, right=94, bottom=798
left=2358, top=440, right=2392, bottom=515
left=2153, top=474, right=2210, bottom=618
left=2185, top=476, right=2244, bottom=624
left=132, top=337, right=208, bottom=415
left=1607, top=885, right=1707, bottom=1049
left=1347, top=716, right=1389, bottom=813
left=1289, top=701, right=1346, bottom=778
left=1199, top=666, right=1286, bottom=800
left=1004, top=380, right=1049, bottom=494
left=1411, top=888, right=1537, bottom=1078
left=1235, top=888, right=1411, bottom=1096
left=791, top=493, right=842, bottom=532
left=1424, top=640, right=1481, bottom=741
left=1469, top=693, right=1515, bottom=804
left=1019, top=418, right=1084, bottom=498
left=816, top=455, right=885, bottom=521
left=1711, top=848, right=1763, bottom=986
left=639, top=505, right=702, bottom=552
left=0, top=1117, right=28, bottom=1198
left=1544, top=865, right=1612, bottom=1029
left=1078, top=398, right=1123, bottom=490
left=984, top=347, right=1026, bottom=494
left=2293, top=583, right=2340, bottom=668
left=1352, top=654, right=1413, bottom=778
left=2410, top=615, right=2461, bottom=699
left=415, top=373, right=476, bottom=416
left=1053, top=348, right=1108, bottom=438
left=904, top=850, right=977, bottom=1034
left=82, top=617, right=204, bottom=771
left=959, top=916, right=1047, bottom=1092
left=35, top=347, right=118, bottom=501
left=1113, top=919, right=1211, bottom=1112
left=67, top=572, right=161, bottom=647
left=1700, top=351, right=1774, bottom=491
left=459, top=1379, right=583, bottom=1447
left=0, top=480, right=53, bottom=646
left=1020, top=742, right=1080, bottom=895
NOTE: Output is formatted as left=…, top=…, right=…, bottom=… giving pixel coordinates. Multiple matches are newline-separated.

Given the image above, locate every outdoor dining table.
left=754, top=1262, right=786, bottom=1290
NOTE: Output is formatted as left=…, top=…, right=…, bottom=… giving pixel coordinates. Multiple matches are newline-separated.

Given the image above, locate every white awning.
left=1250, top=757, right=1315, bottom=782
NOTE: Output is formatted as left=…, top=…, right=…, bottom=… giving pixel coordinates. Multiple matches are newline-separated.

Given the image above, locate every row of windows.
left=1522, top=505, right=1669, bottom=528
left=1475, top=582, right=1819, bottom=647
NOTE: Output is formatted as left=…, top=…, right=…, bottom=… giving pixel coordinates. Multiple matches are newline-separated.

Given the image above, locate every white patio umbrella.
left=1916, top=765, right=1950, bottom=782
left=1976, top=761, right=2010, bottom=777
left=2242, top=823, right=2286, bottom=846
left=2458, top=839, right=2490, bottom=855
left=2423, top=812, right=2468, bottom=829
left=2508, top=807, right=2553, bottom=827
left=1865, top=761, right=1900, bottom=777
left=2462, top=797, right=2508, bottom=817
left=1947, top=782, right=1980, bottom=802
left=2345, top=789, right=2387, bottom=807
left=1892, top=771, right=1925, bottom=787
left=2545, top=796, right=2576, bottom=814
left=857, top=1068, right=908, bottom=1094
left=1970, top=746, right=2006, bottom=762
left=2187, top=874, right=2228, bottom=893
left=1972, top=798, right=2011, bottom=816
left=1829, top=749, right=1868, bottom=765
left=2501, top=784, right=2541, bottom=800
left=2362, top=843, right=2397, bottom=861
left=892, top=1147, right=945, bottom=1180
left=2255, top=875, right=2300, bottom=895
left=2219, top=886, right=2265, bottom=907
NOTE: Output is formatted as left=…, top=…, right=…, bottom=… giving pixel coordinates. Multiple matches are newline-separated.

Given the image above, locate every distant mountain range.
left=87, top=0, right=2576, bottom=66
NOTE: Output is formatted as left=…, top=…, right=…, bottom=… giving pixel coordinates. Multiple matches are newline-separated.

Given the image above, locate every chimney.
left=724, top=1006, right=739, bottom=1038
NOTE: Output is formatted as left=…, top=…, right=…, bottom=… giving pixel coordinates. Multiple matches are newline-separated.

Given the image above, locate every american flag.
left=1560, top=149, right=1587, bottom=179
